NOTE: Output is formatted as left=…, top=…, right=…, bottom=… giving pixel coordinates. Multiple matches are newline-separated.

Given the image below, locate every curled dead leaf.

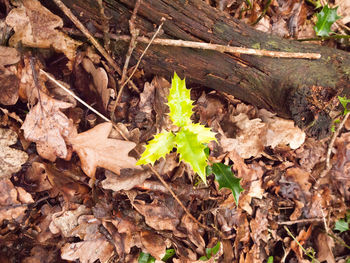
left=101, top=169, right=151, bottom=192
left=82, top=58, right=111, bottom=111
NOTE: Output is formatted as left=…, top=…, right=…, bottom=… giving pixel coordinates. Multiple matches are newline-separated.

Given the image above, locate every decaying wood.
left=61, top=0, right=350, bottom=138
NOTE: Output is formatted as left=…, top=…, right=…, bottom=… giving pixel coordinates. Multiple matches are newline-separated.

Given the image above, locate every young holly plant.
left=137, top=72, right=244, bottom=204
left=136, top=72, right=215, bottom=184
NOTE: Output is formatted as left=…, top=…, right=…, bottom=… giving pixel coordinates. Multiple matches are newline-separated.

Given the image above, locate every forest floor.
left=1, top=0, right=350, bottom=262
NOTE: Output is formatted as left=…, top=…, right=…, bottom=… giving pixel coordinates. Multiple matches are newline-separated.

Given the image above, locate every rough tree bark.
left=62, top=0, right=350, bottom=138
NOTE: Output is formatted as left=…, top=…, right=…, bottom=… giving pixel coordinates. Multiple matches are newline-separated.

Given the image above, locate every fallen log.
left=61, top=0, right=350, bottom=138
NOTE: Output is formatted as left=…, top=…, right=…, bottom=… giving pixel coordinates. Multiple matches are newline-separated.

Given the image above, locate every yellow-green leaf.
left=136, top=131, right=175, bottom=166
left=175, top=128, right=208, bottom=184
left=185, top=123, right=217, bottom=144
left=167, top=72, right=194, bottom=127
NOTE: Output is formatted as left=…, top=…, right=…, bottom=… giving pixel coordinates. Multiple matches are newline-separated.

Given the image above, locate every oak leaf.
left=5, top=0, right=81, bottom=68
left=0, top=66, right=19, bottom=105
left=21, top=92, right=75, bottom=161
left=0, top=179, right=33, bottom=224
left=0, top=128, right=28, bottom=178
left=68, top=122, right=139, bottom=178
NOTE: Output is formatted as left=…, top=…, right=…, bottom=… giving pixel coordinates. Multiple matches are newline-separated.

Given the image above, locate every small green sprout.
left=137, top=73, right=244, bottom=205
left=199, top=241, right=221, bottom=261
left=334, top=211, right=350, bottom=233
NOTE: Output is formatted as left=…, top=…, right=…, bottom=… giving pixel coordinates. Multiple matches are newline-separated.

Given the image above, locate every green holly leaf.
left=199, top=242, right=221, bottom=261
left=175, top=128, right=208, bottom=184
left=162, top=249, right=175, bottom=261
left=314, top=5, right=340, bottom=37
left=167, top=72, right=194, bottom=127
left=138, top=252, right=155, bottom=263
left=334, top=219, right=349, bottom=233
left=186, top=123, right=217, bottom=144
left=210, top=163, right=244, bottom=205
left=137, top=131, right=176, bottom=166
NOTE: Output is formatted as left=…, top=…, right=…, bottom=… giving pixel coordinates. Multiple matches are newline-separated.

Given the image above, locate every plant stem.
left=284, top=226, right=321, bottom=263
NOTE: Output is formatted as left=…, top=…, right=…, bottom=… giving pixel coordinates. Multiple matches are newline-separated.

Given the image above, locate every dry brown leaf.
left=285, top=168, right=311, bottom=193
left=181, top=214, right=206, bottom=254
left=233, top=212, right=250, bottom=257
left=0, top=179, right=33, bottom=224
left=140, top=230, right=166, bottom=260
left=82, top=58, right=111, bottom=110
left=22, top=246, right=56, bottom=263
left=220, top=113, right=266, bottom=159
left=60, top=214, right=114, bottom=263
left=254, top=17, right=271, bottom=33
left=249, top=208, right=269, bottom=247
left=295, top=138, right=326, bottom=172
left=101, top=169, right=151, bottom=192
left=219, top=109, right=305, bottom=159
left=336, top=0, right=350, bottom=25
left=0, top=128, right=28, bottom=178
left=21, top=91, right=75, bottom=161
left=36, top=204, right=61, bottom=243
left=139, top=81, right=156, bottom=119
left=153, top=76, right=172, bottom=131
left=0, top=65, right=19, bottom=106
left=230, top=152, right=264, bottom=215
left=316, top=232, right=335, bottom=263
left=258, top=109, right=305, bottom=149
left=0, top=46, right=20, bottom=66
left=68, top=122, right=139, bottom=178
left=49, top=205, right=90, bottom=237
left=5, top=0, right=81, bottom=68
left=133, top=199, right=181, bottom=231
left=25, top=162, right=53, bottom=192
left=18, top=57, right=47, bottom=104
left=61, top=237, right=114, bottom=263
left=108, top=215, right=143, bottom=255
left=290, top=200, right=304, bottom=221
left=290, top=225, right=313, bottom=261
left=287, top=1, right=308, bottom=37
left=330, top=132, right=350, bottom=201
left=196, top=92, right=225, bottom=125
left=271, top=19, right=290, bottom=37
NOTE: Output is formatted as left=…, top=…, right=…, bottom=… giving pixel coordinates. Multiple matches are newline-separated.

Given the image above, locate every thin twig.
left=40, top=70, right=110, bottom=123
left=40, top=69, right=223, bottom=237
left=284, top=226, right=321, bottom=263
left=320, top=112, right=350, bottom=178
left=63, top=27, right=321, bottom=60
left=115, top=19, right=165, bottom=104
left=120, top=0, right=141, bottom=85
left=97, top=0, right=112, bottom=52
left=277, top=218, right=323, bottom=225
left=108, top=35, right=320, bottom=60
left=52, top=0, right=123, bottom=76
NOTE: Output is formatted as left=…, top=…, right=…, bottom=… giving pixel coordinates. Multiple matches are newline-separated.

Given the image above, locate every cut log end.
left=288, top=85, right=340, bottom=139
